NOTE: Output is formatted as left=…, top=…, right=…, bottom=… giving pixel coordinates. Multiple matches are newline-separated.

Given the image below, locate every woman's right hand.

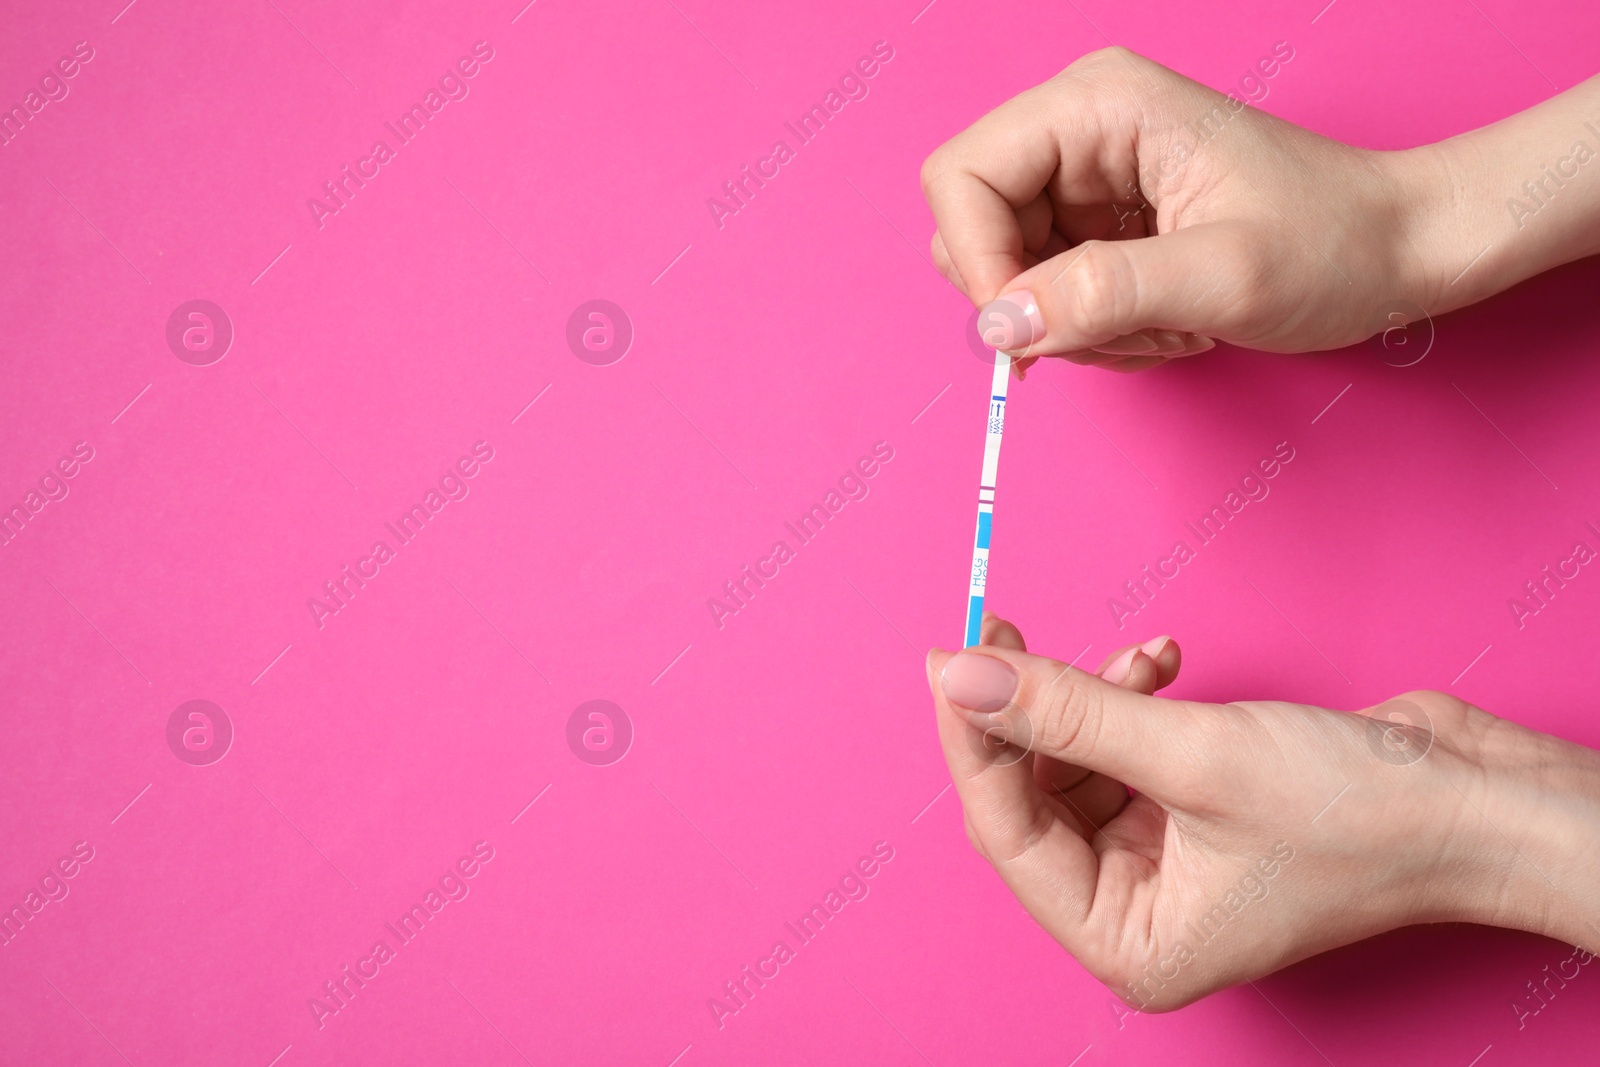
left=928, top=614, right=1600, bottom=1009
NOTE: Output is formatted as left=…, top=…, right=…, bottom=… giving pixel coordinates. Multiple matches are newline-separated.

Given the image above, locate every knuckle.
left=986, top=796, right=1056, bottom=868
left=1035, top=667, right=1104, bottom=759
left=1065, top=45, right=1137, bottom=76
left=1390, top=687, right=1460, bottom=710
left=1205, top=228, right=1281, bottom=336
left=1224, top=251, right=1273, bottom=329
left=1065, top=241, right=1134, bottom=339
left=919, top=149, right=949, bottom=195
left=1053, top=46, right=1158, bottom=95
left=1383, top=688, right=1486, bottom=744
left=1111, top=979, right=1198, bottom=1014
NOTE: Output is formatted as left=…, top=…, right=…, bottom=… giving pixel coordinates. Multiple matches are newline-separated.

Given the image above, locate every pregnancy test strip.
left=964, top=351, right=1012, bottom=647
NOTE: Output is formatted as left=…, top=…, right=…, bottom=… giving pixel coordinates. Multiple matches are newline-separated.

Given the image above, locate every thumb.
left=933, top=645, right=1221, bottom=799
left=974, top=223, right=1257, bottom=357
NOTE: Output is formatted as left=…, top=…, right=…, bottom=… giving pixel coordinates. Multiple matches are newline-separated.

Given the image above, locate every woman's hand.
left=928, top=614, right=1600, bottom=1009
left=920, top=48, right=1600, bottom=375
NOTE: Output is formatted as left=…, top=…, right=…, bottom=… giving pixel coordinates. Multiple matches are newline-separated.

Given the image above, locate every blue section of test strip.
left=965, top=595, right=985, bottom=647
left=963, top=352, right=1011, bottom=647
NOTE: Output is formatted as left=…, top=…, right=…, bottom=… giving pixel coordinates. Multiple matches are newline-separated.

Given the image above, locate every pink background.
left=3, top=0, right=1599, bottom=1063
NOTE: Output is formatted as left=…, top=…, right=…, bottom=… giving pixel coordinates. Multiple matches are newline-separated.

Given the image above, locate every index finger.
left=919, top=61, right=1136, bottom=305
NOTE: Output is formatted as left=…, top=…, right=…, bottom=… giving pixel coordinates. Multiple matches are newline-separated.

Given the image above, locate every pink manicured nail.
left=939, top=652, right=1018, bottom=713
left=1140, top=635, right=1172, bottom=658
left=1102, top=646, right=1139, bottom=685
left=976, top=291, right=1044, bottom=352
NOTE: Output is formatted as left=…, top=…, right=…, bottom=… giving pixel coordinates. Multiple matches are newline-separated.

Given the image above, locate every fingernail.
left=1152, top=329, right=1185, bottom=351
left=1190, top=336, right=1216, bottom=353
left=1102, top=646, right=1139, bottom=685
left=1140, top=635, right=1172, bottom=659
left=939, top=652, right=1018, bottom=713
left=1092, top=333, right=1159, bottom=356
left=976, top=291, right=1044, bottom=352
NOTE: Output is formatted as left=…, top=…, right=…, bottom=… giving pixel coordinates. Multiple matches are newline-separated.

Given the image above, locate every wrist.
left=1379, top=80, right=1600, bottom=319
left=1371, top=140, right=1512, bottom=316
left=1458, top=723, right=1600, bottom=949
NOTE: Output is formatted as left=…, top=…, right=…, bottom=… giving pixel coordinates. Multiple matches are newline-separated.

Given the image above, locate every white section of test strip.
left=980, top=354, right=1009, bottom=487
left=964, top=352, right=1012, bottom=647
